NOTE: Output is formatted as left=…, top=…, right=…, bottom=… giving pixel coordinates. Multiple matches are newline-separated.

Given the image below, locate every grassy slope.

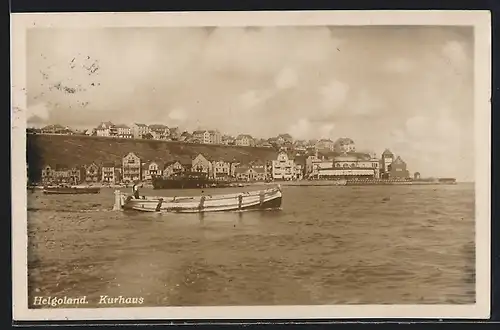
left=26, top=134, right=279, bottom=180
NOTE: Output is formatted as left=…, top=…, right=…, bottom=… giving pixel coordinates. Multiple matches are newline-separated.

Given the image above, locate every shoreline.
left=28, top=179, right=467, bottom=190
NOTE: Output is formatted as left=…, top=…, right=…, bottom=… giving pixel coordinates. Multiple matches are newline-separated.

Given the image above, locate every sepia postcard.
left=11, top=10, right=491, bottom=321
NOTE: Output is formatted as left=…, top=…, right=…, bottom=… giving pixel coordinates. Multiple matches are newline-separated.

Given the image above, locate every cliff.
left=26, top=134, right=279, bottom=181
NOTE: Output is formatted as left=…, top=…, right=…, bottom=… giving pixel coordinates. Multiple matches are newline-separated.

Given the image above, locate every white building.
left=95, top=122, right=116, bottom=137
left=149, top=124, right=170, bottom=140
left=192, top=130, right=222, bottom=144
left=142, top=161, right=163, bottom=181
left=235, top=134, right=255, bottom=147
left=381, top=149, right=394, bottom=174
left=271, top=151, right=296, bottom=180
left=115, top=124, right=133, bottom=138
left=305, top=154, right=333, bottom=178
left=132, top=123, right=151, bottom=139
left=192, top=130, right=211, bottom=144
left=122, top=152, right=141, bottom=182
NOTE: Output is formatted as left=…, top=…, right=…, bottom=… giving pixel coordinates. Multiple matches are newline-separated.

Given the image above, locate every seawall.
left=26, top=134, right=279, bottom=181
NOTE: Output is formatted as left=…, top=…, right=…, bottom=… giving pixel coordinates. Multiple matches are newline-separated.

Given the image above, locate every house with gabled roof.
left=163, top=160, right=187, bottom=178
left=192, top=153, right=212, bottom=176
left=235, top=134, right=255, bottom=147
left=41, top=164, right=54, bottom=184
left=388, top=156, right=409, bottom=179
left=210, top=156, right=238, bottom=181
left=142, top=159, right=164, bottom=181
left=95, top=121, right=117, bottom=137
left=83, top=162, right=100, bottom=182
left=122, top=152, right=141, bottom=182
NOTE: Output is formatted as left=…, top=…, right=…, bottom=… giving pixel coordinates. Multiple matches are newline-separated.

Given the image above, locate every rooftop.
left=382, top=149, right=394, bottom=156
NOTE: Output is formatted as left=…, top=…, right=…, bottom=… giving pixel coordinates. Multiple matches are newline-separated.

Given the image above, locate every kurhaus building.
left=306, top=145, right=409, bottom=180
left=307, top=151, right=380, bottom=179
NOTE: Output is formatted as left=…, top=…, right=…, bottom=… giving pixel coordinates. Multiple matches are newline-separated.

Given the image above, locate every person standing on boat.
left=132, top=182, right=140, bottom=199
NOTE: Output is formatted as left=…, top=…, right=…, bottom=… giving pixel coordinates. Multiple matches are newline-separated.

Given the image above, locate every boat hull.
left=43, top=186, right=101, bottom=194
left=119, top=186, right=283, bottom=213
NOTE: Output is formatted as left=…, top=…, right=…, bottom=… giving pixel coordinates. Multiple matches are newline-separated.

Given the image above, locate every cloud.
left=385, top=112, right=468, bottom=179
left=168, top=108, right=188, bottom=122
left=319, top=79, right=349, bottom=111
left=237, top=90, right=273, bottom=110
left=288, top=118, right=312, bottom=140
left=275, top=68, right=298, bottom=90
left=287, top=119, right=336, bottom=140
left=404, top=113, right=460, bottom=145
left=27, top=102, right=50, bottom=122
left=389, top=129, right=408, bottom=144
left=25, top=27, right=474, bottom=181
left=26, top=115, right=47, bottom=128
left=442, top=40, right=467, bottom=67
left=319, top=123, right=336, bottom=139
left=201, top=26, right=338, bottom=77
left=405, top=115, right=428, bottom=138
left=383, top=57, right=414, bottom=73
left=349, top=90, right=385, bottom=116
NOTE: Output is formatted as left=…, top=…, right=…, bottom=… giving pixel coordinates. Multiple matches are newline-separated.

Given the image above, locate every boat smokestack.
left=113, top=189, right=123, bottom=211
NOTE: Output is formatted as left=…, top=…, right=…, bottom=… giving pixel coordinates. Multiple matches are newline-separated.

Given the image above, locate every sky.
left=26, top=26, right=474, bottom=181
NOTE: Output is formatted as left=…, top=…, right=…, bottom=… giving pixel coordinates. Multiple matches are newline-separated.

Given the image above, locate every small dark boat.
left=43, top=185, right=101, bottom=194
left=437, top=178, right=457, bottom=184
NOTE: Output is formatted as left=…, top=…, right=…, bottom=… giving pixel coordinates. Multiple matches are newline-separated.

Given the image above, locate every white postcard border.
left=11, top=10, right=491, bottom=321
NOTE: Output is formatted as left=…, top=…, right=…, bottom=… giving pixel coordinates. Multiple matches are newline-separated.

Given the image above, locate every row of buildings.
left=38, top=148, right=410, bottom=185
left=29, top=123, right=359, bottom=153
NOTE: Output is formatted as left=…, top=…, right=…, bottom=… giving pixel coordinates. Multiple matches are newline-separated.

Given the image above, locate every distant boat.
left=437, top=178, right=457, bottom=184
left=42, top=185, right=101, bottom=194
left=115, top=185, right=283, bottom=213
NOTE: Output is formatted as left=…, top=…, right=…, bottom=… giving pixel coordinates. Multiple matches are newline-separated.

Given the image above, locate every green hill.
left=27, top=134, right=279, bottom=182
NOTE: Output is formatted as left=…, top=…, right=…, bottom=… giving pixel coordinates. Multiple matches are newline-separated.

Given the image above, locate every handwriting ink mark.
left=40, top=70, right=49, bottom=80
